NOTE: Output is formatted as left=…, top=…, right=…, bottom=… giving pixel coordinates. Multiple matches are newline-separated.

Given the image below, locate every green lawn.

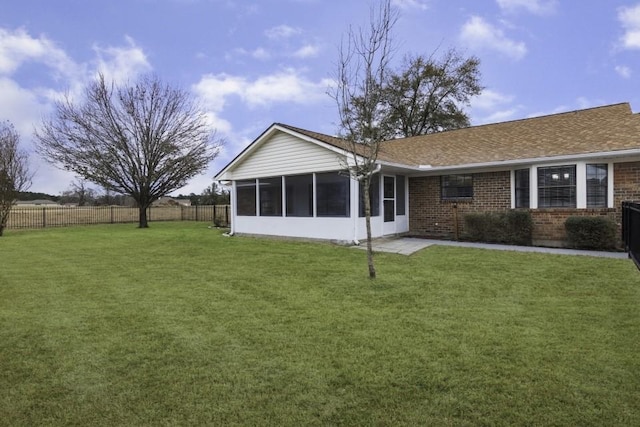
left=1, top=223, right=639, bottom=426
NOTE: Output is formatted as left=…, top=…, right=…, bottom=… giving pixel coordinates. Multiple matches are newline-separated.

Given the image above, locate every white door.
left=383, top=175, right=396, bottom=235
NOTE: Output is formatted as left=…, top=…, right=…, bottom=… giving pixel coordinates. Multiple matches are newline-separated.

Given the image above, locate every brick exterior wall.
left=409, top=171, right=511, bottom=239
left=529, top=209, right=617, bottom=247
left=408, top=161, right=640, bottom=247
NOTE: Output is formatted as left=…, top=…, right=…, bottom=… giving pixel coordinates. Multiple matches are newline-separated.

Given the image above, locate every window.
left=396, top=175, right=406, bottom=215
left=586, top=164, right=607, bottom=208
left=236, top=180, right=256, bottom=216
left=286, top=174, right=313, bottom=217
left=514, top=169, right=530, bottom=208
left=441, top=174, right=473, bottom=200
left=359, top=174, right=380, bottom=217
left=538, top=165, right=576, bottom=208
left=259, top=177, right=282, bottom=216
left=316, top=172, right=350, bottom=217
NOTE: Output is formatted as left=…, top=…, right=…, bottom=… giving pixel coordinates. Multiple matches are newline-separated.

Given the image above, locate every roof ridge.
left=392, top=102, right=632, bottom=144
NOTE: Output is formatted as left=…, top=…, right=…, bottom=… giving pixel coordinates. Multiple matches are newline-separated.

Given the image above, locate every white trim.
left=530, top=166, right=538, bottom=209
left=510, top=170, right=516, bottom=209
left=230, top=180, right=237, bottom=234
left=608, top=163, right=614, bottom=208
left=513, top=161, right=616, bottom=210
left=576, top=162, right=587, bottom=209
left=281, top=176, right=286, bottom=217
left=312, top=173, right=317, bottom=217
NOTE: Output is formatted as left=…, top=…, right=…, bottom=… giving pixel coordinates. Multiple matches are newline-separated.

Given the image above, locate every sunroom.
left=215, top=124, right=410, bottom=243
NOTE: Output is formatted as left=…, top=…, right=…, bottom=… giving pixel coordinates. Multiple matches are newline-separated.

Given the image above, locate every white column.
left=576, top=162, right=587, bottom=209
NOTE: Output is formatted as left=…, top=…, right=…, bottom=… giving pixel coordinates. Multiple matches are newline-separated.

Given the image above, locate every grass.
left=1, top=222, right=639, bottom=426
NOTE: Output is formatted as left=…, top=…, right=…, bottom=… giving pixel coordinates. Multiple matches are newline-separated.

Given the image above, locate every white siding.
left=229, top=131, right=345, bottom=180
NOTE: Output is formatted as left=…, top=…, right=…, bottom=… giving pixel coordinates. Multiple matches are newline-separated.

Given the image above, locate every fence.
left=7, top=205, right=230, bottom=230
left=622, top=201, right=640, bottom=269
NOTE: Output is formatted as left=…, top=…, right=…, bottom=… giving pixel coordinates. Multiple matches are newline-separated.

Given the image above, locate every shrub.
left=565, top=216, right=618, bottom=250
left=463, top=210, right=533, bottom=246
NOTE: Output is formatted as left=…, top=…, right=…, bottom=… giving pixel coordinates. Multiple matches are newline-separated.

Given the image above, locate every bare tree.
left=35, top=74, right=223, bottom=228
left=384, top=49, right=483, bottom=137
left=329, top=0, right=398, bottom=279
left=59, top=178, right=97, bottom=206
left=0, top=121, right=32, bottom=236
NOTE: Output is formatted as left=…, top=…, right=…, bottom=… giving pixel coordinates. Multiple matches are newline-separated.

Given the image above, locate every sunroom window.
left=259, top=177, right=282, bottom=216
left=316, top=172, right=350, bottom=217
left=359, top=174, right=380, bottom=217
left=236, top=180, right=256, bottom=216
left=285, top=174, right=313, bottom=217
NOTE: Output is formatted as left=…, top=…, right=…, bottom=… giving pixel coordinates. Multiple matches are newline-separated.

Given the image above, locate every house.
left=15, top=199, right=59, bottom=207
left=152, top=197, right=192, bottom=207
left=215, top=103, right=640, bottom=247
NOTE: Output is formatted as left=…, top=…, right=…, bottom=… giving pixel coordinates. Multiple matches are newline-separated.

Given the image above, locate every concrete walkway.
left=352, top=237, right=629, bottom=259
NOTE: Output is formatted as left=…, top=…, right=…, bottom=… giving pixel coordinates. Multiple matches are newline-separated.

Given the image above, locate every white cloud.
left=293, top=44, right=320, bottom=58
left=391, top=0, right=428, bottom=10
left=0, top=27, right=77, bottom=77
left=92, top=36, right=152, bottom=83
left=0, top=77, right=48, bottom=136
left=194, top=68, right=329, bottom=111
left=496, top=0, right=556, bottom=15
left=265, top=25, right=301, bottom=40
left=482, top=108, right=519, bottom=123
left=470, top=89, right=518, bottom=124
left=460, top=16, right=527, bottom=60
left=618, top=4, right=640, bottom=50
left=471, top=89, right=514, bottom=111
left=243, top=70, right=329, bottom=107
left=615, top=65, right=632, bottom=78
left=250, top=47, right=271, bottom=60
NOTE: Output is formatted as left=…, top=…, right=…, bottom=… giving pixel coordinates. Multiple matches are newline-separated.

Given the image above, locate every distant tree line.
left=176, top=182, right=230, bottom=206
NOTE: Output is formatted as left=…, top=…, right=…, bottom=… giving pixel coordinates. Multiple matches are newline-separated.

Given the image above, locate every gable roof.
left=216, top=103, right=640, bottom=180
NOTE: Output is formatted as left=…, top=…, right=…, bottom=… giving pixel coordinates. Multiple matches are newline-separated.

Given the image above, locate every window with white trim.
left=537, top=165, right=576, bottom=208
left=586, top=164, right=607, bottom=208
left=514, top=169, right=530, bottom=208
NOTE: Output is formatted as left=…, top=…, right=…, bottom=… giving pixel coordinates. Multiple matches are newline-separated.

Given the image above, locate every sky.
left=1, top=0, right=640, bottom=196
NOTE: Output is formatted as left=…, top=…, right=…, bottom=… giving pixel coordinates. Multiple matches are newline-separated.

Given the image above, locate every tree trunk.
left=0, top=208, right=8, bottom=237
left=363, top=177, right=376, bottom=279
left=138, top=205, right=149, bottom=228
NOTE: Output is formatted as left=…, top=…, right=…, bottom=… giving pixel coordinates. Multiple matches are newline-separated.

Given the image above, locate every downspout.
left=353, top=164, right=382, bottom=245
left=227, top=180, right=236, bottom=236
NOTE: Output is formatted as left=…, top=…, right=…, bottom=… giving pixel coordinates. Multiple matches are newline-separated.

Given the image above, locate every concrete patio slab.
left=352, top=237, right=629, bottom=259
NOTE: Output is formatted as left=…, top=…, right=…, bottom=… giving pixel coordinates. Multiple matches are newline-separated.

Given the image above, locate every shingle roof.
left=280, top=103, right=640, bottom=168
left=381, top=103, right=640, bottom=167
